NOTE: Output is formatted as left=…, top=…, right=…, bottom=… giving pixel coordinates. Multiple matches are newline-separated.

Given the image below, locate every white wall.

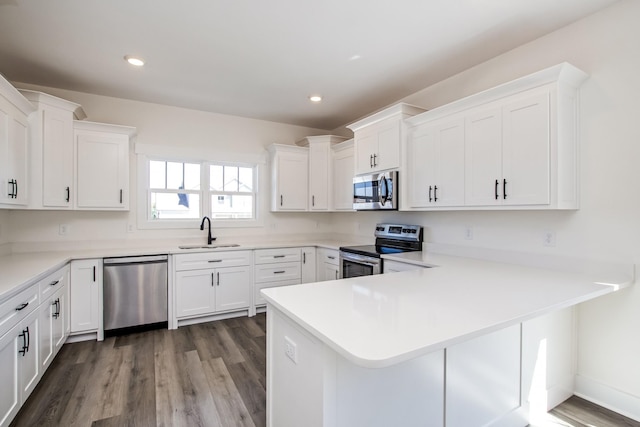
left=7, top=85, right=338, bottom=248
left=332, top=0, right=640, bottom=419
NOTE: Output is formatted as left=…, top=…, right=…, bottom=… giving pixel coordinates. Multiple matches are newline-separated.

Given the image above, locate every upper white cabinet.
left=403, top=63, right=588, bottom=211
left=269, top=144, right=309, bottom=211
left=19, top=90, right=86, bottom=209
left=0, top=76, right=34, bottom=207
left=347, top=103, right=425, bottom=175
left=331, top=139, right=355, bottom=211
left=405, top=116, right=465, bottom=208
left=296, top=135, right=348, bottom=211
left=74, top=121, right=135, bottom=210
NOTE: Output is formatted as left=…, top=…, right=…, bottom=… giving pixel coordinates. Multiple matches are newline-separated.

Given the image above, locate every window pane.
left=184, top=163, right=201, bottom=190
left=210, top=165, right=223, bottom=191
left=238, top=167, right=253, bottom=192
left=149, top=161, right=166, bottom=189
left=211, top=194, right=253, bottom=219
left=151, top=192, right=200, bottom=219
left=224, top=166, right=238, bottom=192
left=166, top=162, right=184, bottom=190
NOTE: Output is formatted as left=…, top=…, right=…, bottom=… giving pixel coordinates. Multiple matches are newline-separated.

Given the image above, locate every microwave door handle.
left=379, top=176, right=388, bottom=205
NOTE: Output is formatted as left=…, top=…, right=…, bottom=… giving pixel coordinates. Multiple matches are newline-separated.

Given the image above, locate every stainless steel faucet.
left=200, top=216, right=215, bottom=245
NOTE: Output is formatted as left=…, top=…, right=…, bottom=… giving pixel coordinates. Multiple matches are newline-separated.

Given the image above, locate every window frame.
left=137, top=154, right=261, bottom=230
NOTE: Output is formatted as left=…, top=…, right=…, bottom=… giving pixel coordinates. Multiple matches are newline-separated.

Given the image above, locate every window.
left=141, top=156, right=258, bottom=228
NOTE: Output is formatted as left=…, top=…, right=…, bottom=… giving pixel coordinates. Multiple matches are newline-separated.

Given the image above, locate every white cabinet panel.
left=0, top=324, right=20, bottom=427
left=254, top=248, right=301, bottom=264
left=331, top=140, right=355, bottom=211
left=301, top=247, right=317, bottom=284
left=269, top=145, right=308, bottom=211
left=70, top=259, right=102, bottom=333
left=215, top=266, right=252, bottom=312
left=175, top=269, right=216, bottom=318
left=308, top=141, right=330, bottom=210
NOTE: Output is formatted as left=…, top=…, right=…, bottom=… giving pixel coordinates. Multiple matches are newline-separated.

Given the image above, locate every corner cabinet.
left=73, top=121, right=135, bottom=210
left=347, top=103, right=426, bottom=175
left=331, top=139, right=355, bottom=211
left=20, top=90, right=86, bottom=209
left=0, top=76, right=34, bottom=208
left=268, top=144, right=309, bottom=211
left=403, top=62, right=588, bottom=211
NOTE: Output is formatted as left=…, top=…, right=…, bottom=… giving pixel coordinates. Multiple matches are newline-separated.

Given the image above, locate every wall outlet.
left=464, top=226, right=474, bottom=240
left=284, top=336, right=297, bottom=364
left=59, top=224, right=70, bottom=236
left=127, top=223, right=135, bottom=233
left=543, top=231, right=556, bottom=247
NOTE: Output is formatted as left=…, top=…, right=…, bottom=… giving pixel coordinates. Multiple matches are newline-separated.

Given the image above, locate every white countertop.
left=0, top=239, right=350, bottom=301
left=262, top=254, right=633, bottom=369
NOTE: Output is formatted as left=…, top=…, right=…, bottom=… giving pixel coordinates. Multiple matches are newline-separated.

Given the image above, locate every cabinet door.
left=435, top=119, right=465, bottom=207
left=42, top=107, right=74, bottom=207
left=301, top=247, right=317, bottom=284
left=375, top=120, right=400, bottom=172
left=38, top=299, right=54, bottom=372
left=75, top=131, right=129, bottom=209
left=175, top=269, right=216, bottom=318
left=275, top=151, right=308, bottom=211
left=465, top=105, right=503, bottom=206
left=320, top=263, right=339, bottom=281
left=52, top=287, right=66, bottom=355
left=502, top=91, right=550, bottom=206
left=406, top=124, right=438, bottom=208
left=354, top=131, right=378, bottom=175
left=215, top=266, right=252, bottom=312
left=70, top=259, right=102, bottom=333
left=0, top=106, right=29, bottom=206
left=308, top=142, right=329, bottom=210
left=18, top=309, right=39, bottom=403
left=332, top=146, right=354, bottom=210
left=0, top=324, right=20, bottom=426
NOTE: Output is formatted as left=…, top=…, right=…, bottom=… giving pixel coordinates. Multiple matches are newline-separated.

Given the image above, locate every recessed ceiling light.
left=124, top=55, right=145, bottom=67
left=309, top=95, right=322, bottom=103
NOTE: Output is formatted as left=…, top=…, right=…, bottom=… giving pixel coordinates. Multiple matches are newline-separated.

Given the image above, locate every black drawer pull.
left=503, top=179, right=507, bottom=200
left=327, top=256, right=336, bottom=260
left=495, top=179, right=499, bottom=200
left=66, top=186, right=70, bottom=202
left=15, top=302, right=29, bottom=311
left=273, top=255, right=285, bottom=258
left=50, top=280, right=59, bottom=287
left=273, top=271, right=286, bottom=274
left=208, top=259, right=222, bottom=263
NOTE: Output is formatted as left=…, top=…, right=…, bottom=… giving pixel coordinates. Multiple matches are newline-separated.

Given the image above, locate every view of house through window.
left=147, top=159, right=256, bottom=223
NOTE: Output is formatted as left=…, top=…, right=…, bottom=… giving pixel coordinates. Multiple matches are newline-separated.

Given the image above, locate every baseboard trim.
left=574, top=375, right=640, bottom=422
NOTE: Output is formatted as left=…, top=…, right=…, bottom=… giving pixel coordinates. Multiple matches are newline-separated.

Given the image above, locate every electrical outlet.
left=284, top=336, right=297, bottom=364
left=543, top=231, right=556, bottom=247
left=127, top=223, right=134, bottom=233
left=59, top=224, right=70, bottom=236
left=464, top=226, right=473, bottom=240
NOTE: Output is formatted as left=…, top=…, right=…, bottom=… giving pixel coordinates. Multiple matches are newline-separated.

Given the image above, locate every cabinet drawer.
left=254, top=262, right=301, bottom=283
left=174, top=250, right=251, bottom=271
left=254, top=248, right=301, bottom=264
left=39, top=265, right=69, bottom=301
left=318, top=248, right=339, bottom=266
left=255, top=279, right=301, bottom=306
left=0, top=283, right=39, bottom=338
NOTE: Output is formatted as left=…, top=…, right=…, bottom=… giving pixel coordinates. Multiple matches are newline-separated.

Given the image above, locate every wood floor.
left=11, top=313, right=639, bottom=427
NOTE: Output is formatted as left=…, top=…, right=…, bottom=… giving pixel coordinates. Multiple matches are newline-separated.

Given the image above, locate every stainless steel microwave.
left=353, top=171, right=398, bottom=210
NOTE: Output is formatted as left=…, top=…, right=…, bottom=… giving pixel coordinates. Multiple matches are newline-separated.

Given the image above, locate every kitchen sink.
left=178, top=243, right=241, bottom=250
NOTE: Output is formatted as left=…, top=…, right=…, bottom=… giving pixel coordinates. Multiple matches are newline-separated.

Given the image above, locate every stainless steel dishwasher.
left=103, top=254, right=168, bottom=334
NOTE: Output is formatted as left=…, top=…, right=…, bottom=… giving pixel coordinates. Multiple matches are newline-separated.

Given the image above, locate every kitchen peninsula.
left=262, top=252, right=633, bottom=427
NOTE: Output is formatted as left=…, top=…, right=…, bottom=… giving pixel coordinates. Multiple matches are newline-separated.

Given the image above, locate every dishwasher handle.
left=103, top=255, right=168, bottom=266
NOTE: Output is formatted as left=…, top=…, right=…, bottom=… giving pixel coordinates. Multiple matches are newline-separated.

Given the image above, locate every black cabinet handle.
left=327, top=256, right=336, bottom=260
left=495, top=179, right=499, bottom=200
left=273, top=255, right=285, bottom=259
left=280, top=195, right=283, bottom=206
left=312, top=195, right=315, bottom=207
left=66, top=186, right=70, bottom=203
left=15, top=302, right=29, bottom=311
left=208, top=259, right=222, bottom=263
left=216, top=272, right=220, bottom=286
left=274, top=270, right=285, bottom=274
left=18, top=328, right=27, bottom=356
left=373, top=154, right=377, bottom=167
left=503, top=179, right=507, bottom=200
left=14, top=180, right=18, bottom=198
left=119, top=189, right=123, bottom=204
left=8, top=179, right=16, bottom=198
left=52, top=299, right=60, bottom=319
left=211, top=272, right=214, bottom=287
left=303, top=252, right=306, bottom=264
left=93, top=266, right=96, bottom=282
left=429, top=185, right=432, bottom=202
left=370, top=154, right=373, bottom=168
left=434, top=185, right=438, bottom=202
left=50, top=280, right=59, bottom=287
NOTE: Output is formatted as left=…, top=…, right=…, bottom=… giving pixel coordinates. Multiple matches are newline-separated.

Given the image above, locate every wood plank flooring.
left=10, top=313, right=639, bottom=427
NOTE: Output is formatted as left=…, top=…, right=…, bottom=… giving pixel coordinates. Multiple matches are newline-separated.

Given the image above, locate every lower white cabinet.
left=317, top=248, right=339, bottom=281
left=70, top=259, right=103, bottom=335
left=383, top=260, right=427, bottom=273
left=174, top=251, right=252, bottom=320
left=301, top=247, right=317, bottom=283
left=254, top=248, right=301, bottom=307
left=39, top=284, right=68, bottom=372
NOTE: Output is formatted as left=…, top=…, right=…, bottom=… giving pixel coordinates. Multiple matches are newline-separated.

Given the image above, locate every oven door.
left=339, top=252, right=382, bottom=278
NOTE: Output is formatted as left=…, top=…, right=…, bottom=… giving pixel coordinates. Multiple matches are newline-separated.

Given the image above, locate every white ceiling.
left=0, top=0, right=618, bottom=130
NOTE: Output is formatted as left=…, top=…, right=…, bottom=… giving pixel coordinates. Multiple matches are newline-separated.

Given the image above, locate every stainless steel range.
left=339, top=223, right=423, bottom=278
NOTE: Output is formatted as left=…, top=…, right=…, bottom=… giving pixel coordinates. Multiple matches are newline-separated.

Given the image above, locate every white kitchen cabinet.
left=0, top=77, right=33, bottom=208
left=74, top=120, right=134, bottom=210
left=70, top=258, right=103, bottom=336
left=383, top=259, right=427, bottom=273
left=317, top=248, right=340, bottom=281
left=465, top=90, right=550, bottom=207
left=331, top=139, right=355, bottom=211
left=39, top=266, right=69, bottom=372
left=405, top=116, right=465, bottom=209
left=348, top=103, right=425, bottom=175
left=268, top=144, right=308, bottom=211
left=254, top=248, right=301, bottom=307
left=301, top=247, right=317, bottom=283
left=20, top=90, right=86, bottom=209
left=174, top=251, right=252, bottom=320
left=296, top=135, right=348, bottom=211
